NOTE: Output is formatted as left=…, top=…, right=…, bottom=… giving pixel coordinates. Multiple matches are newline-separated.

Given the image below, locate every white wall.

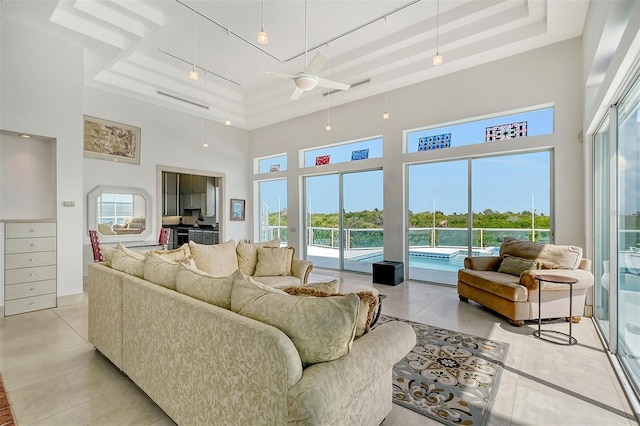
left=1, top=18, right=84, bottom=301
left=82, top=86, right=251, bottom=274
left=249, top=38, right=585, bottom=263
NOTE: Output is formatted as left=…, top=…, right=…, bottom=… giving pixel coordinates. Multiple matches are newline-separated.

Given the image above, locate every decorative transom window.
left=303, top=137, right=383, bottom=167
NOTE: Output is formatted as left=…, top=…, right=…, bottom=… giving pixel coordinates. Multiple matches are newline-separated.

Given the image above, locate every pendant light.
left=257, top=0, right=268, bottom=44
left=189, top=6, right=200, bottom=80
left=325, top=44, right=332, bottom=131
left=202, top=71, right=208, bottom=147
left=382, top=16, right=390, bottom=120
left=225, top=30, right=232, bottom=126
left=432, top=0, right=443, bottom=66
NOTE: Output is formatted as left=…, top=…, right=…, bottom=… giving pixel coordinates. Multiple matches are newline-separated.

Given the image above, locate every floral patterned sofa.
left=88, top=243, right=416, bottom=425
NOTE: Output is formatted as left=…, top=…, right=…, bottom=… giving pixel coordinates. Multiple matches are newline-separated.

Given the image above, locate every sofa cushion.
left=458, top=269, right=528, bottom=302
left=236, top=238, right=280, bottom=275
left=189, top=239, right=238, bottom=277
left=499, top=237, right=582, bottom=270
left=176, top=263, right=240, bottom=310
left=250, top=275, right=301, bottom=288
left=254, top=247, right=292, bottom=277
left=153, top=243, right=191, bottom=262
left=497, top=255, right=541, bottom=277
left=102, top=246, right=116, bottom=267
left=283, top=285, right=378, bottom=338
left=230, top=274, right=359, bottom=366
left=143, top=252, right=182, bottom=290
left=111, top=243, right=146, bottom=278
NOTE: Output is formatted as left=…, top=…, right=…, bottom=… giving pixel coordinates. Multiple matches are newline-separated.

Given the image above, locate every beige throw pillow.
left=254, top=247, right=292, bottom=277
left=143, top=252, right=181, bottom=290
left=176, top=263, right=239, bottom=310
left=154, top=243, right=191, bottom=262
left=283, top=285, right=378, bottom=338
left=189, top=239, right=238, bottom=277
left=230, top=274, right=359, bottom=366
left=236, top=238, right=280, bottom=275
left=101, top=246, right=116, bottom=267
left=111, top=242, right=146, bottom=278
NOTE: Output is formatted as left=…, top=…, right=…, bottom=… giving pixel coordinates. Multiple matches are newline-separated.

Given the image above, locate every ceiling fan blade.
left=290, top=87, right=304, bottom=100
left=259, top=70, right=296, bottom=80
left=304, top=52, right=328, bottom=76
left=316, top=77, right=351, bottom=91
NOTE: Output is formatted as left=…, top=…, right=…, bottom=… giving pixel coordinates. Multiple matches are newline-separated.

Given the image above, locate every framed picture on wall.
left=83, top=116, right=141, bottom=164
left=230, top=198, right=246, bottom=221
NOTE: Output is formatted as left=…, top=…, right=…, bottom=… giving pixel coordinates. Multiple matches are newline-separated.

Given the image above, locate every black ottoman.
left=372, top=261, right=404, bottom=286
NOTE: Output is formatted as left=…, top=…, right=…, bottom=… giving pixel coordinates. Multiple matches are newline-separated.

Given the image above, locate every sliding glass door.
left=304, top=170, right=383, bottom=272
left=407, top=151, right=551, bottom=285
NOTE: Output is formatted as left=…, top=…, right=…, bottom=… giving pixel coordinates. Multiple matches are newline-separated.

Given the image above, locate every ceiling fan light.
left=257, top=29, right=268, bottom=44
left=433, top=52, right=443, bottom=66
left=295, top=75, right=318, bottom=91
left=189, top=69, right=200, bottom=80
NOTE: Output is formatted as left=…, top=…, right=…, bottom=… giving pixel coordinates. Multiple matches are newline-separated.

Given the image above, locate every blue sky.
left=260, top=108, right=553, bottom=216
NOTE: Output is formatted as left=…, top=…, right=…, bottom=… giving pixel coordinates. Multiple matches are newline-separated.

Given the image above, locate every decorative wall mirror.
left=88, top=185, right=152, bottom=243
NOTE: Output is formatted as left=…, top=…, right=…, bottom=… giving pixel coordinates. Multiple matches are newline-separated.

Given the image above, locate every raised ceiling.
left=1, top=0, right=589, bottom=130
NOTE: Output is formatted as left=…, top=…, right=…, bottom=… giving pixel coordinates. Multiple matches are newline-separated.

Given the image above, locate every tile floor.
left=0, top=269, right=638, bottom=425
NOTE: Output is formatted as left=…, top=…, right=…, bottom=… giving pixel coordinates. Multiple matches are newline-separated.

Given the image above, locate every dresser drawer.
left=5, top=222, right=56, bottom=239
left=5, top=279, right=56, bottom=300
left=4, top=293, right=56, bottom=316
left=5, top=251, right=56, bottom=269
left=5, top=265, right=56, bottom=285
left=5, top=237, right=56, bottom=254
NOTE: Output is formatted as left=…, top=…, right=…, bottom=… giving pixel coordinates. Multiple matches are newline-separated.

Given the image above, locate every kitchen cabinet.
left=163, top=172, right=178, bottom=216
left=188, top=229, right=218, bottom=245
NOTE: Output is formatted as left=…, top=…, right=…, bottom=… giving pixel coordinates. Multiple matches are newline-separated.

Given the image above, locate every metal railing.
left=260, top=225, right=551, bottom=250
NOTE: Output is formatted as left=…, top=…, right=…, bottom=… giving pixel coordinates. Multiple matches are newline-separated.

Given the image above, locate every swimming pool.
left=356, top=251, right=468, bottom=272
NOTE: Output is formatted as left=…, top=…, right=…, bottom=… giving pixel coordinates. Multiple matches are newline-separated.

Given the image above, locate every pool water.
left=363, top=252, right=467, bottom=272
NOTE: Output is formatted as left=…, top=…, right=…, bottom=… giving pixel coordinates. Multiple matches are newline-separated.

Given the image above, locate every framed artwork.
left=83, top=116, right=141, bottom=164
left=230, top=198, right=246, bottom=221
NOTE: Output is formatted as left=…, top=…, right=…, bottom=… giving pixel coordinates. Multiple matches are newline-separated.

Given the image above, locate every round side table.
left=532, top=274, right=578, bottom=345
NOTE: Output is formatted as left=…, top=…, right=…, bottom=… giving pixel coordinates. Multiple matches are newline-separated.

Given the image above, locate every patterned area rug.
left=0, top=373, right=16, bottom=426
left=376, top=315, right=509, bottom=426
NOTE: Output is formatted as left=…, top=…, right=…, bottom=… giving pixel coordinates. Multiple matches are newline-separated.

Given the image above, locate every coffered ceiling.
left=1, top=0, right=589, bottom=130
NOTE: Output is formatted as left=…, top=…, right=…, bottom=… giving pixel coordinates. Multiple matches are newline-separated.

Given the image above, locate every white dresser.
left=4, top=221, right=57, bottom=316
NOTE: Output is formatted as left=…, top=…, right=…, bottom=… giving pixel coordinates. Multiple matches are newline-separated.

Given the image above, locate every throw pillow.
left=154, top=243, right=191, bottom=262
left=498, top=254, right=541, bottom=277
left=230, top=273, right=359, bottom=366
left=254, top=247, right=291, bottom=276
left=283, top=286, right=378, bottom=337
left=236, top=238, right=280, bottom=275
left=143, top=252, right=181, bottom=290
left=176, top=263, right=240, bottom=310
left=189, top=239, right=238, bottom=277
left=102, top=246, right=116, bottom=267
left=305, top=279, right=340, bottom=293
left=111, top=242, right=146, bottom=278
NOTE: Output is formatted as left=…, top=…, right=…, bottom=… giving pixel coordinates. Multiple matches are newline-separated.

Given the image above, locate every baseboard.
left=57, top=292, right=87, bottom=307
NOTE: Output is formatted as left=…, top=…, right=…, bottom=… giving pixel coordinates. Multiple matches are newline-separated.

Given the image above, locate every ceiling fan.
left=259, top=53, right=351, bottom=100
left=258, top=0, right=351, bottom=100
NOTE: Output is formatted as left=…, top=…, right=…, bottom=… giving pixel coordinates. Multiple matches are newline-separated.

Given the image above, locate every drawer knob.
left=29, top=258, right=34, bottom=262
left=29, top=228, right=34, bottom=232
left=29, top=273, right=34, bottom=277
left=29, top=303, right=34, bottom=306
left=30, top=243, right=35, bottom=246
left=30, top=288, right=34, bottom=291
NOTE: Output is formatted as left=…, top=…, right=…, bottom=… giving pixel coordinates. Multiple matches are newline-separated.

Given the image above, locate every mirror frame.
left=87, top=185, right=152, bottom=243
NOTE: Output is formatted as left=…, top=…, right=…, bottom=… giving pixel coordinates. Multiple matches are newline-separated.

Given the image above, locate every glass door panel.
left=407, top=160, right=468, bottom=284
left=258, top=179, right=287, bottom=244
left=342, top=170, right=384, bottom=273
left=617, top=76, right=640, bottom=393
left=472, top=152, right=551, bottom=252
left=593, top=118, right=611, bottom=342
left=305, top=174, right=340, bottom=269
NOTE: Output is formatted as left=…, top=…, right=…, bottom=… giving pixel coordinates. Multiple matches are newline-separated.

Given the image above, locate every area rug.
left=376, top=315, right=509, bottom=426
left=0, top=372, right=16, bottom=426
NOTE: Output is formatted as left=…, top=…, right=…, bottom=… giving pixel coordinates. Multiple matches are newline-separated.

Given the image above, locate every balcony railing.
left=260, top=226, right=551, bottom=250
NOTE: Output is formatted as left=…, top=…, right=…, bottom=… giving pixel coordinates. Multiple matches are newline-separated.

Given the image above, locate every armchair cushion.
left=254, top=247, right=293, bottom=276
left=497, top=255, right=541, bottom=277
left=236, top=238, right=280, bottom=275
left=499, top=237, right=582, bottom=269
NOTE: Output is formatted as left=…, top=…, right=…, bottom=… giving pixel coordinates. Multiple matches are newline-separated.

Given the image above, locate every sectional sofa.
left=88, top=241, right=416, bottom=425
